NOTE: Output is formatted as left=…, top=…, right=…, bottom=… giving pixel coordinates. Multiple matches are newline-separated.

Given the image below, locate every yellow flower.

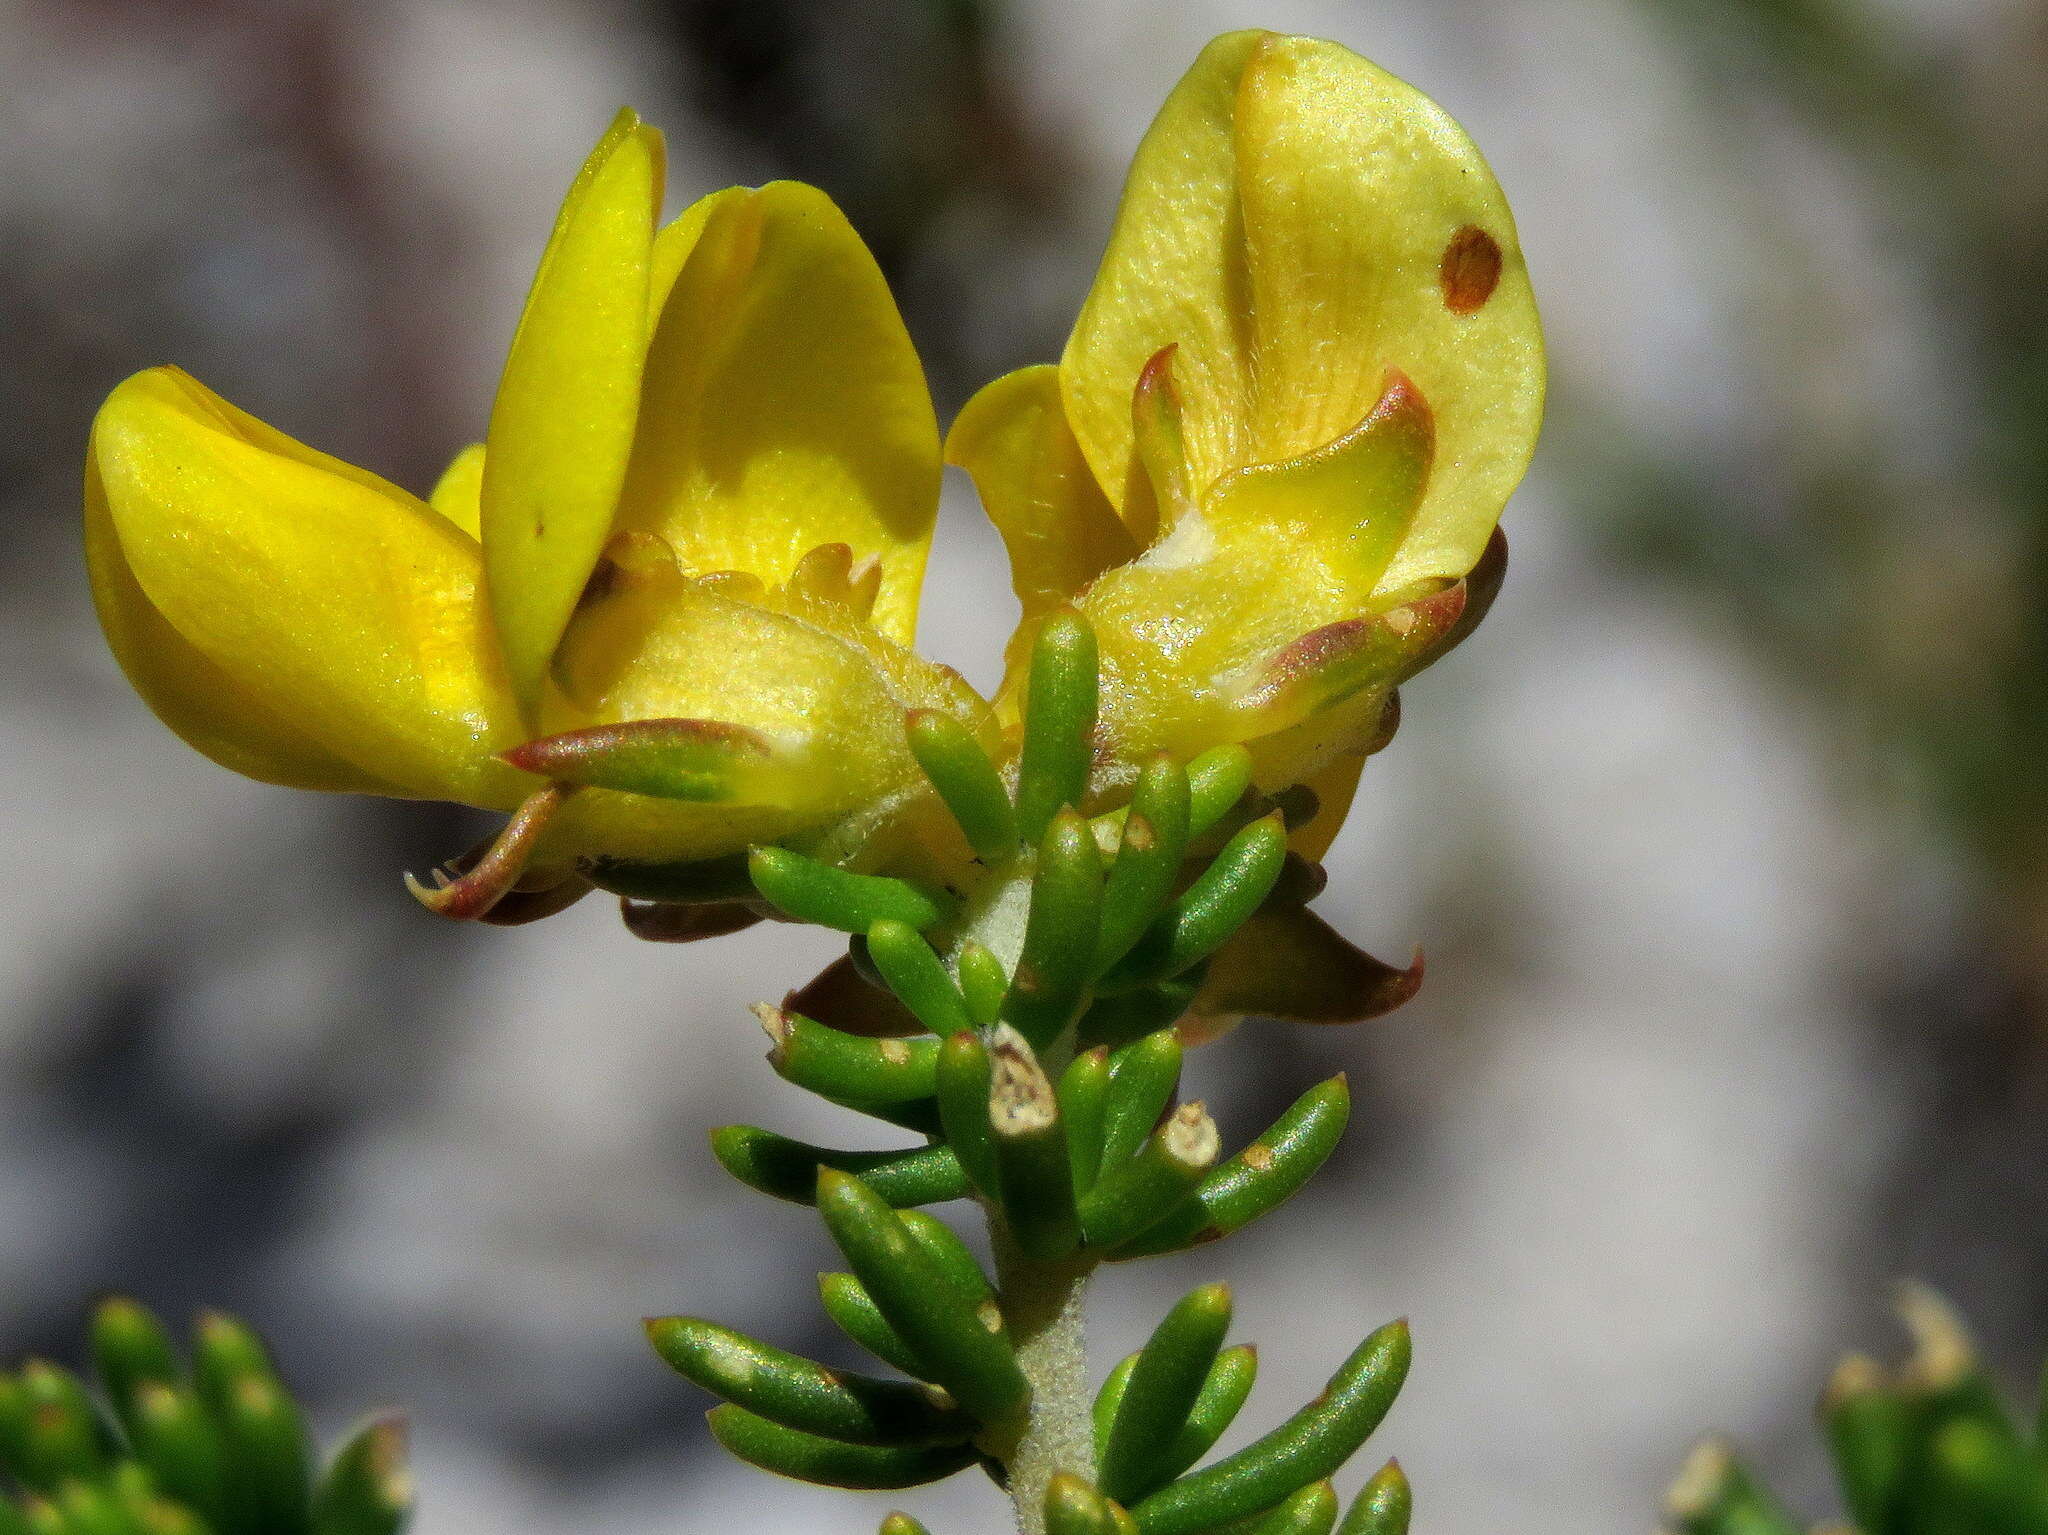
left=949, top=31, right=1544, bottom=855
left=87, top=111, right=990, bottom=898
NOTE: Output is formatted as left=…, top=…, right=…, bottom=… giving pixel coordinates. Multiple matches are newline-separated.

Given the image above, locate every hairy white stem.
left=989, top=1226, right=1096, bottom=1535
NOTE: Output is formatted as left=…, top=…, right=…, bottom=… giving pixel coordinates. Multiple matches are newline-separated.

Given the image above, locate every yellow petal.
left=1233, top=35, right=1542, bottom=591
left=85, top=442, right=396, bottom=795
left=481, top=108, right=664, bottom=719
left=615, top=181, right=940, bottom=646
left=648, top=188, right=726, bottom=326
left=1200, top=370, right=1435, bottom=595
left=1062, top=29, right=1266, bottom=517
left=93, top=368, right=523, bottom=805
left=1063, top=31, right=1543, bottom=590
left=945, top=365, right=1137, bottom=622
left=428, top=442, right=485, bottom=539
left=1057, top=372, right=1431, bottom=761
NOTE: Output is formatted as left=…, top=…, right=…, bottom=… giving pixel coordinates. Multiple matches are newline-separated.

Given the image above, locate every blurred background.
left=3, top=0, right=2045, bottom=1528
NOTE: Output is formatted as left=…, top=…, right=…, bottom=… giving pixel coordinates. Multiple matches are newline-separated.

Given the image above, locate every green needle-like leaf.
left=1004, top=808, right=1106, bottom=1048
left=955, top=943, right=1009, bottom=1028
left=646, top=1318, right=969, bottom=1446
left=935, top=1032, right=999, bottom=1197
left=189, top=1314, right=276, bottom=1410
left=1922, top=1419, right=2048, bottom=1533
left=1183, top=746, right=1253, bottom=839
left=1895, top=1281, right=2017, bottom=1438
left=1156, top=1344, right=1259, bottom=1488
left=1015, top=609, right=1100, bottom=847
left=1104, top=813, right=1288, bottom=990
left=1045, top=1474, right=1130, bottom=1535
left=1060, top=1047, right=1112, bottom=1195
left=128, top=1478, right=211, bottom=1535
left=1094, top=757, right=1192, bottom=974
left=867, top=923, right=977, bottom=1037
left=1249, top=1482, right=1340, bottom=1535
left=311, top=1416, right=412, bottom=1535
left=1130, top=1320, right=1410, bottom=1535
left=1101, top=1031, right=1184, bottom=1169
left=748, top=848, right=951, bottom=934
left=88, top=1300, right=180, bottom=1435
left=0, top=1374, right=28, bottom=1472
left=819, top=1274, right=928, bottom=1379
left=706, top=1406, right=978, bottom=1490
left=128, top=1383, right=228, bottom=1526
left=500, top=719, right=788, bottom=803
left=1094, top=1355, right=1140, bottom=1467
left=710, top=1127, right=968, bottom=1208
left=1337, top=1460, right=1411, bottom=1535
left=217, top=1374, right=313, bottom=1535
left=907, top=710, right=1017, bottom=864
left=15, top=1361, right=109, bottom=1491
left=1916, top=1416, right=2048, bottom=1535
left=54, top=1483, right=135, bottom=1535
left=896, top=1213, right=1002, bottom=1328
left=1663, top=1441, right=1801, bottom=1535
left=1820, top=1355, right=1911, bottom=1533
left=1081, top=1103, right=1220, bottom=1252
left=1110, top=1076, right=1350, bottom=1259
left=987, top=1027, right=1082, bottom=1262
left=759, top=1002, right=940, bottom=1104
left=815, top=1170, right=1029, bottom=1429
left=1099, top=1284, right=1233, bottom=1505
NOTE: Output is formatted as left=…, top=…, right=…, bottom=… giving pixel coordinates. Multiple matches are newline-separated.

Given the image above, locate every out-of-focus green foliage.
left=1667, top=1286, right=2048, bottom=1535
left=0, top=1299, right=411, bottom=1535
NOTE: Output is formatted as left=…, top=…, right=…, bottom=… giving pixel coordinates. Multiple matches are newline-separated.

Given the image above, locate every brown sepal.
left=781, top=954, right=924, bottom=1038
left=619, top=898, right=765, bottom=944
left=1195, top=906, right=1424, bottom=1025
left=477, top=874, right=594, bottom=926
left=1266, top=853, right=1330, bottom=909
left=1429, top=525, right=1508, bottom=666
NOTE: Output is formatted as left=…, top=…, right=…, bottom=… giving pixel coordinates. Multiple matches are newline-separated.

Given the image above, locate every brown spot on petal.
left=1439, top=225, right=1502, bottom=314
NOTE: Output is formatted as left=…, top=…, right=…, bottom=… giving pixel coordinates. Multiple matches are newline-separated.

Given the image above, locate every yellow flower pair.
left=86, top=31, right=1543, bottom=901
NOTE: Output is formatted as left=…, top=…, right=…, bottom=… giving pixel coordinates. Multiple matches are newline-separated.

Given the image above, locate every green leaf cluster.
left=0, top=1300, right=409, bottom=1535
left=647, top=614, right=1411, bottom=1528
left=1668, top=1286, right=2048, bottom=1535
